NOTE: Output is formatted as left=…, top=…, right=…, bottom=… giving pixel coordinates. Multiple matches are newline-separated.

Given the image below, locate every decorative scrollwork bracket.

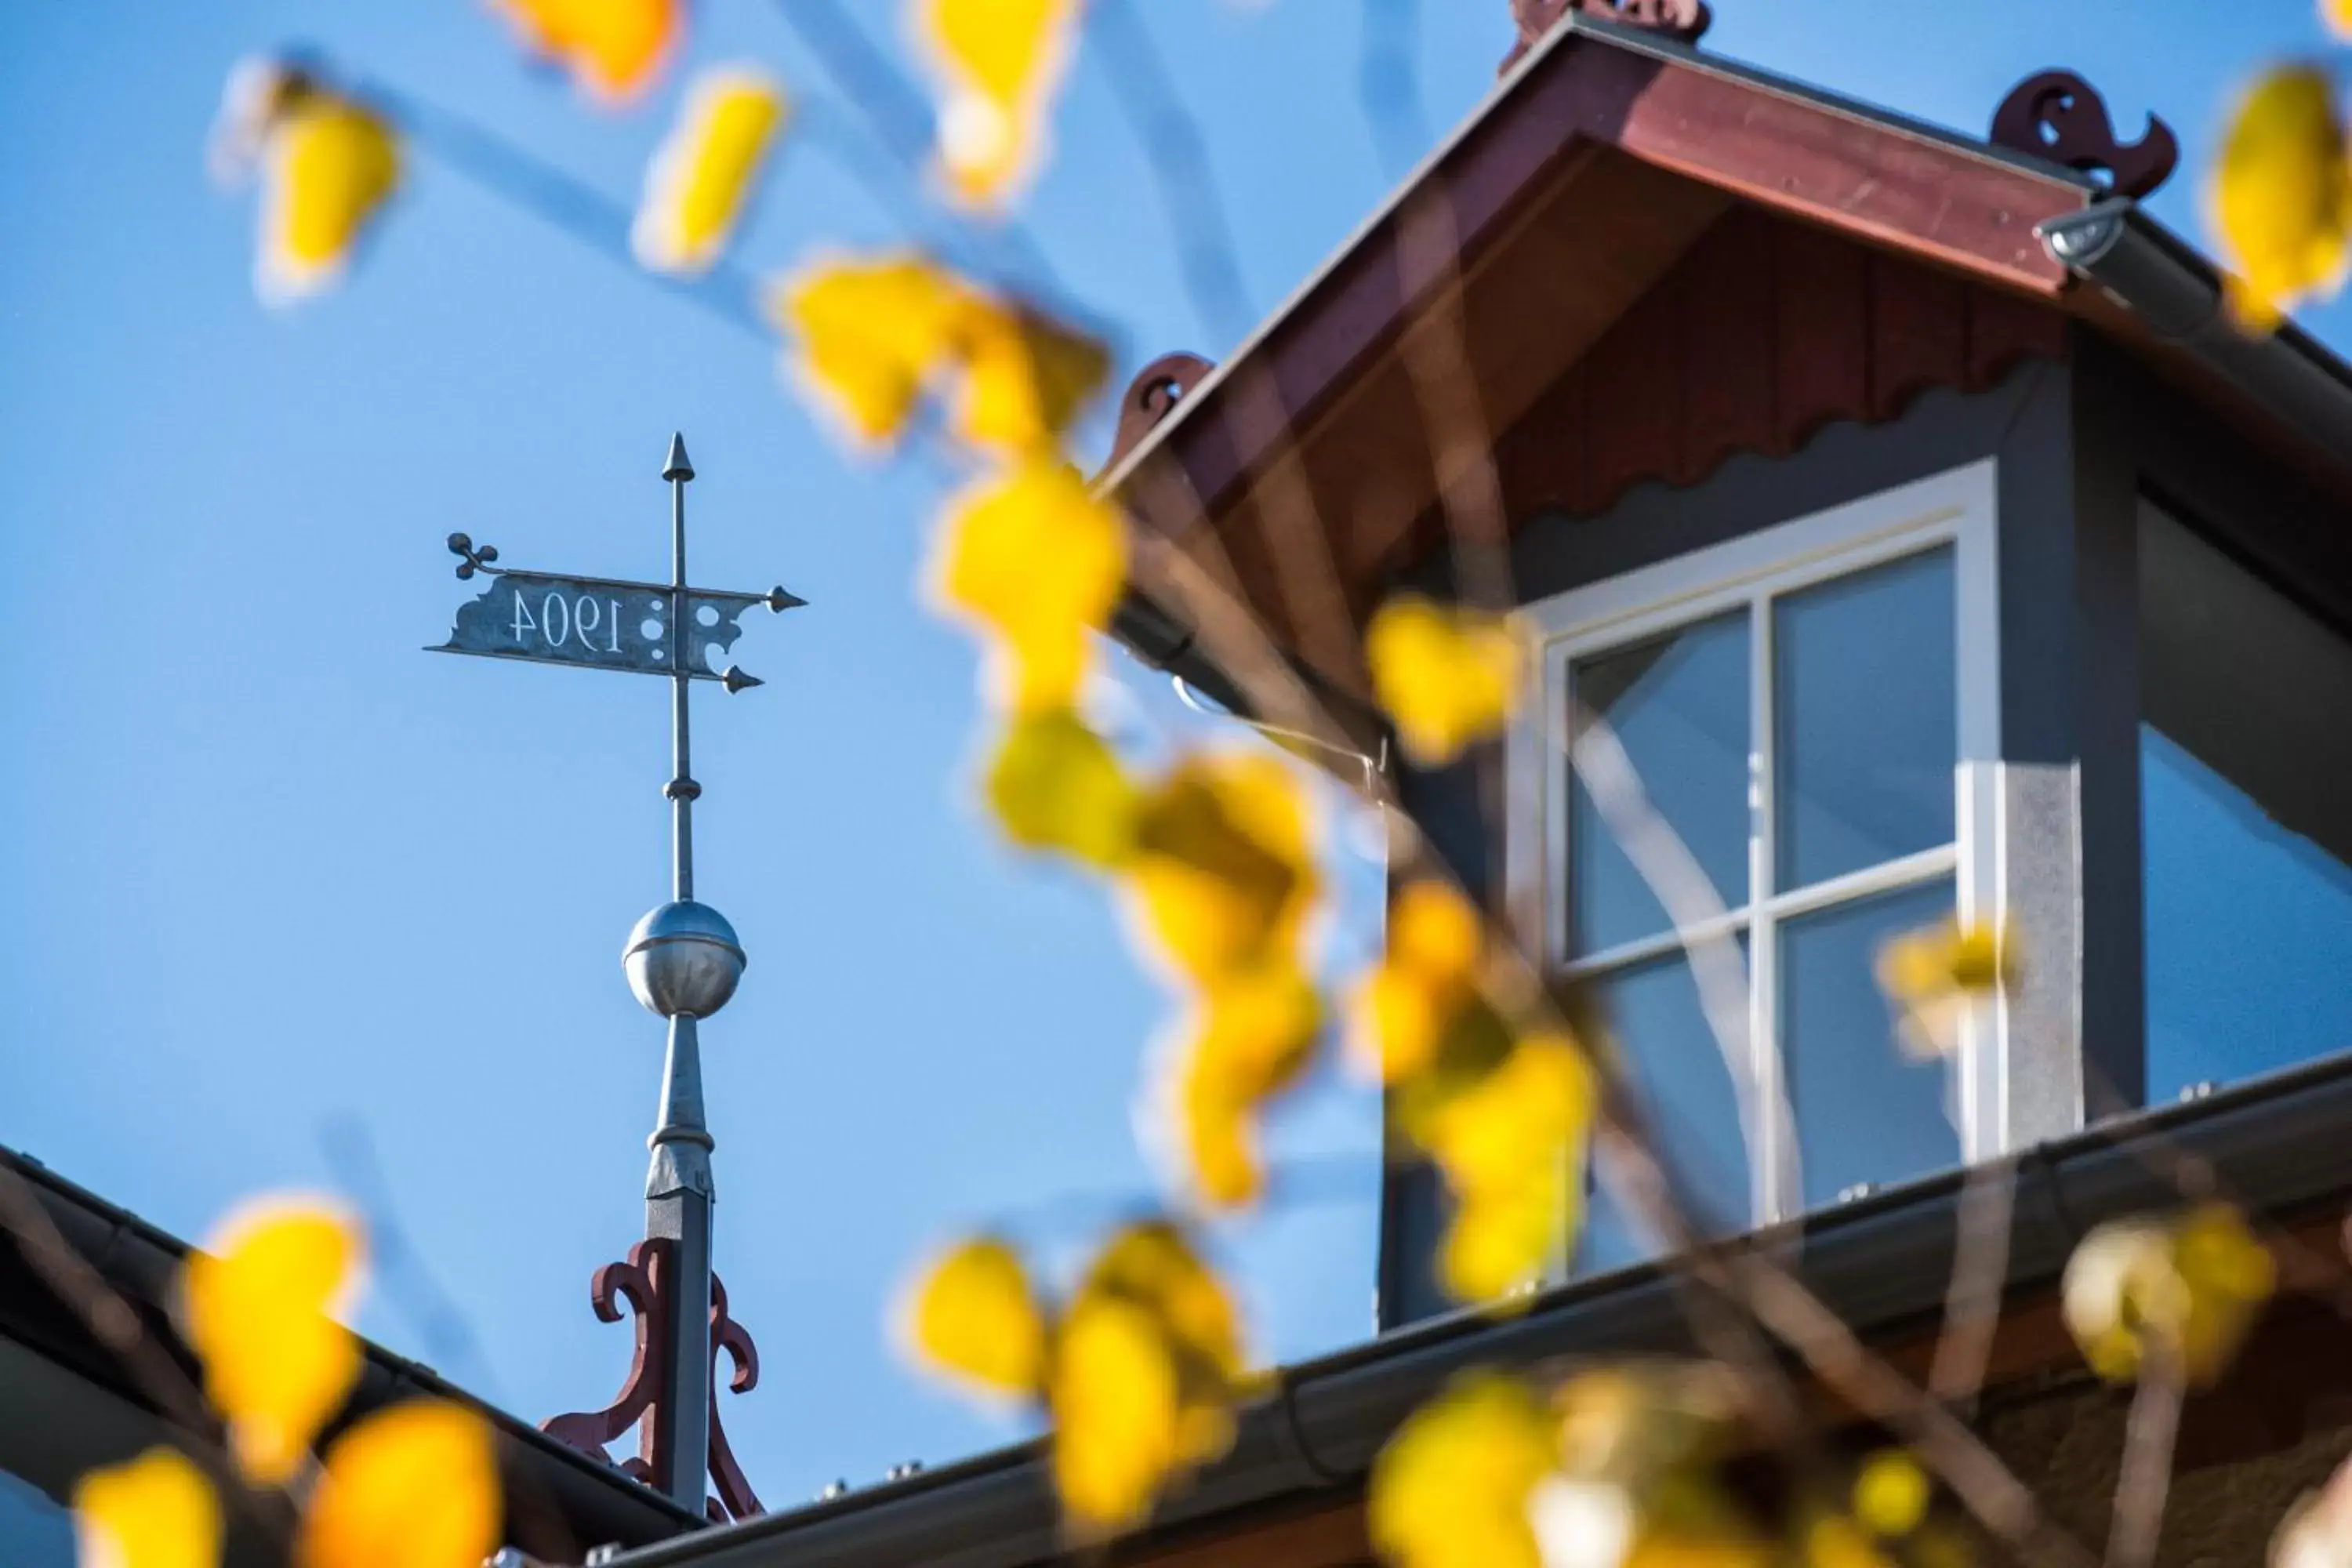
left=1101, top=352, right=1215, bottom=477
left=540, top=1240, right=765, bottom=1523
left=1504, top=0, right=1711, bottom=72
left=1990, top=71, right=2178, bottom=199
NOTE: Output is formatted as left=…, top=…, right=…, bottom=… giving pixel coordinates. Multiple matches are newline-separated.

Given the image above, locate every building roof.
left=0, top=1144, right=700, bottom=1561
left=598, top=1054, right=2352, bottom=1568
left=1101, top=11, right=2352, bottom=720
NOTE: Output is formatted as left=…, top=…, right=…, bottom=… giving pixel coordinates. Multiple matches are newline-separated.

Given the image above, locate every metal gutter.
left=0, top=1147, right=703, bottom=1546
left=2039, top=197, right=2352, bottom=466
left=604, top=1051, right=2352, bottom=1568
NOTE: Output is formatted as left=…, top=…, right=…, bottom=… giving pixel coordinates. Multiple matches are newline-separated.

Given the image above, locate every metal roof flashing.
left=607, top=1051, right=2352, bottom=1568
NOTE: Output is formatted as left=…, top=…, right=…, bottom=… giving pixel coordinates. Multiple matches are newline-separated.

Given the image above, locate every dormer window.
left=1507, top=463, right=2002, bottom=1264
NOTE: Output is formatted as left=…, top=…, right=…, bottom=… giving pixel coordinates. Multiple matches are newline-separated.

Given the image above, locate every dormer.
left=1102, top=8, right=2352, bottom=1328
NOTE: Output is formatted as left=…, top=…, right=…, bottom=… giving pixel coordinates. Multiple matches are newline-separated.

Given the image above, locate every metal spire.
left=431, top=430, right=798, bottom=1519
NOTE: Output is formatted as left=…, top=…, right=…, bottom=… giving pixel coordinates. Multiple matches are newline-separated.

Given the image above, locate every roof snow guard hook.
left=1990, top=70, right=2179, bottom=199
left=1504, top=0, right=1711, bottom=72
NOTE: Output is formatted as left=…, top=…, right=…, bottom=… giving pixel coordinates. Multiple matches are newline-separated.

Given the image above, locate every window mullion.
left=1748, top=590, right=1784, bottom=1228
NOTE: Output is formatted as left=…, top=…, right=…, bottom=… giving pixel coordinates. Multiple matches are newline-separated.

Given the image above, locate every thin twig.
left=2107, top=1342, right=2185, bottom=1568
left=1929, top=1155, right=2020, bottom=1406
left=1359, top=0, right=1428, bottom=181
left=1087, top=0, right=1256, bottom=347
left=0, top=1160, right=292, bottom=1544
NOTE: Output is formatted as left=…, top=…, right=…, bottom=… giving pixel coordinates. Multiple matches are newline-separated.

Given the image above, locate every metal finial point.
left=765, top=586, right=808, bottom=613
left=720, top=666, right=764, bottom=694
left=662, top=432, right=695, bottom=482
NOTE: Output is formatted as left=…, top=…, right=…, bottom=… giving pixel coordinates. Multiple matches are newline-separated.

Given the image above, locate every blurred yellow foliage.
left=777, top=253, right=1105, bottom=459
left=214, top=64, right=400, bottom=307
left=295, top=1401, right=499, bottom=1568
left=1166, top=963, right=1323, bottom=1207
left=633, top=68, right=789, bottom=276
left=2330, top=0, right=2352, bottom=42
left=902, top=1221, right=1247, bottom=1538
left=181, top=1197, right=365, bottom=1486
left=1850, top=1450, right=1930, bottom=1538
left=913, top=0, right=1083, bottom=206
left=954, top=300, right=1111, bottom=458
left=985, top=706, right=1138, bottom=865
left=490, top=0, right=678, bottom=102
left=2061, top=1202, right=2274, bottom=1387
left=933, top=459, right=1127, bottom=711
left=902, top=1236, right=1050, bottom=1400
left=1366, top=594, right=1524, bottom=766
left=1349, top=879, right=1484, bottom=1083
left=73, top=1448, right=220, bottom=1568
left=1873, top=917, right=2009, bottom=1060
left=776, top=254, right=969, bottom=448
left=1419, top=1033, right=1595, bottom=1303
left=1369, top=1371, right=1555, bottom=1568
left=1127, top=753, right=1319, bottom=988
left=2209, top=65, right=2352, bottom=328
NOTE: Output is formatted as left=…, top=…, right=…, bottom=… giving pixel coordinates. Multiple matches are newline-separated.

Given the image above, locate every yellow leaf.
left=258, top=95, right=400, bottom=306
left=296, top=1402, right=499, bottom=1568
left=1367, top=1371, right=1553, bottom=1568
left=984, top=706, right=1138, bottom=866
left=775, top=254, right=968, bottom=449
left=932, top=459, right=1127, bottom=711
left=1127, top=753, right=1318, bottom=987
left=914, top=0, right=1083, bottom=206
left=899, top=1236, right=1049, bottom=1401
left=1872, top=918, right=2009, bottom=1060
left=633, top=68, right=789, bottom=277
left=1850, top=1450, right=1929, bottom=1538
left=1367, top=595, right=1524, bottom=766
left=181, top=1197, right=365, bottom=1485
left=1165, top=965, right=1323, bottom=1208
left=2208, top=65, right=2352, bottom=329
left=74, top=1448, right=221, bottom=1568
left=1348, top=880, right=1486, bottom=1082
left=2060, top=1203, right=2273, bottom=1387
left=2330, top=0, right=2352, bottom=42
left=1421, top=1034, right=1595, bottom=1303
left=491, top=0, right=679, bottom=103
left=953, top=299, right=1109, bottom=456
left=1049, top=1293, right=1183, bottom=1537
left=1078, top=1221, right=1245, bottom=1388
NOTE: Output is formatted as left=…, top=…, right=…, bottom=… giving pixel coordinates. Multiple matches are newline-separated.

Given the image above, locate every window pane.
left=1773, top=548, right=1955, bottom=891
left=1574, top=946, right=1752, bottom=1276
left=1568, top=612, right=1750, bottom=956
left=2140, top=504, right=2352, bottom=1101
left=1781, top=878, right=1962, bottom=1208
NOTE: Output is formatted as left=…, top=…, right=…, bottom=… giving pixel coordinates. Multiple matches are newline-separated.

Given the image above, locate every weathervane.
left=430, top=433, right=800, bottom=1521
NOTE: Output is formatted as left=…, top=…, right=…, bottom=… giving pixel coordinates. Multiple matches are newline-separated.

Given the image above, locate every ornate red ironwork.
left=1503, top=0, right=1710, bottom=71
left=1990, top=71, right=2177, bottom=199
left=541, top=1240, right=765, bottom=1523
left=1104, top=352, right=1214, bottom=476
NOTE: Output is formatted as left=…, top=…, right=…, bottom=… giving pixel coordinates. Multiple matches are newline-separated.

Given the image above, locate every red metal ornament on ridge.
left=1503, top=0, right=1711, bottom=72
left=1989, top=71, right=2177, bottom=198
left=541, top=1240, right=765, bottom=1523
left=1104, top=351, right=1215, bottom=474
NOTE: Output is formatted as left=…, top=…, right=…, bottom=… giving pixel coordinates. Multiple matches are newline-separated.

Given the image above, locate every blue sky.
left=2, top=0, right=2348, bottom=1516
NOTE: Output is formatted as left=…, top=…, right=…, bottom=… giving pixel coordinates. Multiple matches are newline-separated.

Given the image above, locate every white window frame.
left=1504, top=459, right=2005, bottom=1230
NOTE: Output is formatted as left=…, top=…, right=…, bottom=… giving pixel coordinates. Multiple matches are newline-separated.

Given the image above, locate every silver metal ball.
left=622, top=900, right=745, bottom=1018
